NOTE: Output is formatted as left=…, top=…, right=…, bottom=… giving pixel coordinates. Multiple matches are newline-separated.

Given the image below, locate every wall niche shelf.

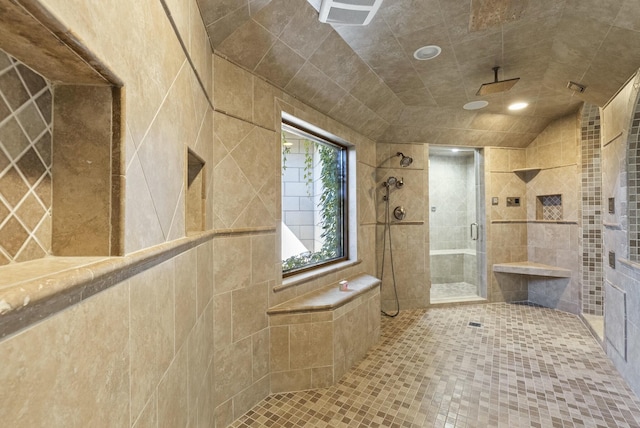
left=513, top=167, right=541, bottom=182
left=512, top=167, right=541, bottom=173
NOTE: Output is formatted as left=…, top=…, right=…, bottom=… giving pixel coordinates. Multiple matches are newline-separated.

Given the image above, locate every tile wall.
left=600, top=72, right=640, bottom=396
left=0, top=0, right=378, bottom=426
left=524, top=114, right=581, bottom=314
left=0, top=49, right=52, bottom=265
left=486, top=113, right=581, bottom=312
left=580, top=103, right=604, bottom=315
left=485, top=147, right=528, bottom=302
left=376, top=143, right=430, bottom=310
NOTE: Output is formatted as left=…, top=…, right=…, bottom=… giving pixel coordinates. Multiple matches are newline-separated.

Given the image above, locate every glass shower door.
left=428, top=147, right=485, bottom=303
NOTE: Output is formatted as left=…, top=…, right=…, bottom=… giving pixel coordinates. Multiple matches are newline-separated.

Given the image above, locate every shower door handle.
left=470, top=222, right=479, bottom=240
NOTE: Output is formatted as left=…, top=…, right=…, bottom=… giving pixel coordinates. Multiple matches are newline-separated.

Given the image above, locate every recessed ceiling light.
left=508, top=102, right=528, bottom=111
left=413, top=45, right=442, bottom=61
left=451, top=148, right=459, bottom=152
left=463, top=100, right=489, bottom=110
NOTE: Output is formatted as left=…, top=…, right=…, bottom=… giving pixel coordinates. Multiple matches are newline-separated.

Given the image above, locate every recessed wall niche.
left=537, top=194, right=562, bottom=221
left=186, top=149, right=205, bottom=233
left=0, top=2, right=124, bottom=265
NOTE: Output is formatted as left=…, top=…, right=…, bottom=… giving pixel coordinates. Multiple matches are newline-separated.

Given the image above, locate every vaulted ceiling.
left=196, top=0, right=640, bottom=147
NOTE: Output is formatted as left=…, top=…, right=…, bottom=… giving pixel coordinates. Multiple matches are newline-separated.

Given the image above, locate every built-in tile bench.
left=268, top=274, right=381, bottom=393
left=492, top=261, right=571, bottom=278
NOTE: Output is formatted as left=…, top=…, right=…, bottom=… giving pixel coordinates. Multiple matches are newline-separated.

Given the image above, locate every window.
left=281, top=117, right=347, bottom=276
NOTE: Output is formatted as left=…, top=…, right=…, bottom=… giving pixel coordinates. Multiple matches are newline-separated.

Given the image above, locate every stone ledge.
left=492, top=261, right=571, bottom=278
left=268, top=274, right=381, bottom=315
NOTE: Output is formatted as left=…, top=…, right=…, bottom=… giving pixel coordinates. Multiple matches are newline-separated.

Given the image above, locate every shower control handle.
left=393, top=206, right=406, bottom=221
left=470, top=222, right=479, bottom=240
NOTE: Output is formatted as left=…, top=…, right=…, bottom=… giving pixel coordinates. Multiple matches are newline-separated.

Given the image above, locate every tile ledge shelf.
left=0, top=227, right=276, bottom=338
left=276, top=259, right=363, bottom=292
left=619, top=258, right=640, bottom=271
left=490, top=163, right=577, bottom=173
left=492, top=261, right=571, bottom=278
left=491, top=220, right=578, bottom=224
left=268, top=274, right=380, bottom=315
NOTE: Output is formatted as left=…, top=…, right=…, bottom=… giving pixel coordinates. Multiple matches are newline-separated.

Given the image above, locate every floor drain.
left=468, top=322, right=482, bottom=327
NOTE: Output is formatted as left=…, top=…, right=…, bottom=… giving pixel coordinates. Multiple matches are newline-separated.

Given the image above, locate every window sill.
left=275, top=259, right=362, bottom=293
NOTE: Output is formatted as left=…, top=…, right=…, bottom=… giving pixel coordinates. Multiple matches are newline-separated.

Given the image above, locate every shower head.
left=397, top=152, right=413, bottom=167
left=476, top=66, right=520, bottom=96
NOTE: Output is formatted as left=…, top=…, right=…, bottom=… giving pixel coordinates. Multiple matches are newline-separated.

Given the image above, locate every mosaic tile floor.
left=229, top=303, right=640, bottom=428
left=430, top=282, right=480, bottom=303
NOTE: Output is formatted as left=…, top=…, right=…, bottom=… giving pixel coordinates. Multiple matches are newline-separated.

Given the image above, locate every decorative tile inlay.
left=629, top=100, right=640, bottom=264
left=230, top=304, right=640, bottom=427
left=538, top=194, right=562, bottom=221
left=0, top=49, right=52, bottom=264
left=581, top=104, right=603, bottom=316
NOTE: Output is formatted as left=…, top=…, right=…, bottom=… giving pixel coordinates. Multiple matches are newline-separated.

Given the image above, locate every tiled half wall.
left=581, top=103, right=603, bottom=316
left=0, top=49, right=52, bottom=265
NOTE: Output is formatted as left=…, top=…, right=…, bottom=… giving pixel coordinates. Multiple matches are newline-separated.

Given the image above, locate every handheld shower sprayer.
left=397, top=152, right=413, bottom=167
left=383, top=176, right=404, bottom=189
left=383, top=176, right=398, bottom=188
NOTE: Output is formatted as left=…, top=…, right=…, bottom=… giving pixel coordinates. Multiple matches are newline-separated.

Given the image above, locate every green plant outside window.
left=281, top=121, right=347, bottom=275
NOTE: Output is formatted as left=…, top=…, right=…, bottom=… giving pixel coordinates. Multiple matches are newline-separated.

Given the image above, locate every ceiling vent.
left=319, top=0, right=384, bottom=26
left=567, top=81, right=586, bottom=93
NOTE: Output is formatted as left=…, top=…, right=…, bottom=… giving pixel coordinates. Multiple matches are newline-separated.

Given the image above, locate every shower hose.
left=380, top=184, right=400, bottom=317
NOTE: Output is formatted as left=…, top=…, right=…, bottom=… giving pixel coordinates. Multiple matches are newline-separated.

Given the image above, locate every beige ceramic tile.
left=130, top=260, right=175, bottom=420
left=213, top=291, right=232, bottom=347
left=271, top=368, right=312, bottom=393
left=190, top=1, right=213, bottom=96
left=311, top=366, right=334, bottom=388
left=213, top=154, right=255, bottom=228
left=158, top=342, right=189, bottom=428
left=270, top=325, right=290, bottom=371
left=253, top=77, right=282, bottom=131
left=254, top=40, right=305, bottom=88
left=0, top=281, right=129, bottom=427
left=196, top=239, right=214, bottom=313
left=52, top=85, right=112, bottom=256
left=231, top=127, right=276, bottom=192
left=289, top=321, right=333, bottom=369
left=251, top=234, right=276, bottom=284
left=132, top=391, right=157, bottom=428
left=136, top=62, right=193, bottom=239
left=196, top=363, right=215, bottom=428
left=189, top=300, right=214, bottom=408
left=124, top=153, right=165, bottom=253
left=164, top=0, right=191, bottom=47
left=252, top=327, right=270, bottom=381
left=232, top=281, right=268, bottom=341
left=213, top=398, right=235, bottom=428
left=233, top=375, right=270, bottom=420
left=213, top=55, right=254, bottom=122
left=214, top=336, right=253, bottom=405
left=217, top=20, right=276, bottom=71
left=213, top=235, right=250, bottom=293
left=174, top=248, right=198, bottom=350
